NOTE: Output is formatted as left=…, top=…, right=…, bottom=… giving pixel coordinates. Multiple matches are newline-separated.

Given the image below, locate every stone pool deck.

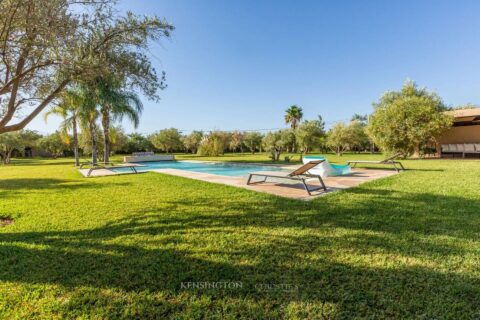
left=151, top=168, right=397, bottom=200
left=79, top=165, right=398, bottom=200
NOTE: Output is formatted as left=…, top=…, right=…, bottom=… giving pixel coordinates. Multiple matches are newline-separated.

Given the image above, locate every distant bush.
left=149, top=128, right=184, bottom=153
left=197, top=131, right=229, bottom=156
left=243, top=132, right=263, bottom=154
left=296, top=120, right=325, bottom=154
left=38, top=132, right=68, bottom=159
left=125, top=133, right=154, bottom=154
left=262, top=130, right=293, bottom=161
left=183, top=131, right=204, bottom=154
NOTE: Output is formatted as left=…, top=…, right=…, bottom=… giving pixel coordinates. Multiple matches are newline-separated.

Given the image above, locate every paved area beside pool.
left=152, top=168, right=398, bottom=200
left=79, top=163, right=398, bottom=200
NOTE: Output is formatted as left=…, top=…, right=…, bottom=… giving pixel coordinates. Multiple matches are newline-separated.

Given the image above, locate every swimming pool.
left=111, top=161, right=286, bottom=177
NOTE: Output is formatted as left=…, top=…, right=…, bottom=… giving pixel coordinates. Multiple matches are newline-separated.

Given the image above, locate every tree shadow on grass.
left=3, top=158, right=76, bottom=166
left=0, top=178, right=131, bottom=190
left=1, top=188, right=479, bottom=318
left=0, top=225, right=478, bottom=318
left=0, top=178, right=131, bottom=200
left=126, top=186, right=479, bottom=241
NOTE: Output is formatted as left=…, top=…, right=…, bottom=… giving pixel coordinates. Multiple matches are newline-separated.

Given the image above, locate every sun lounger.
left=246, top=160, right=327, bottom=195
left=347, top=153, right=405, bottom=172
left=302, top=156, right=351, bottom=177
left=80, top=161, right=139, bottom=177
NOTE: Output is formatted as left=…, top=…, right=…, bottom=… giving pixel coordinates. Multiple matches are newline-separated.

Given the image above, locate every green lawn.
left=1, top=153, right=479, bottom=319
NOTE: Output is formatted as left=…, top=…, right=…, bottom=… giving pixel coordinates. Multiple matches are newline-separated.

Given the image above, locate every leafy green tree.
left=280, top=129, right=296, bottom=153
left=126, top=133, right=154, bottom=153
left=183, top=131, right=204, bottom=154
left=109, top=126, right=129, bottom=154
left=44, top=89, right=83, bottom=166
left=285, top=105, right=303, bottom=130
left=367, top=81, right=453, bottom=156
left=243, top=132, right=263, bottom=154
left=197, top=131, right=229, bottom=156
left=0, top=0, right=173, bottom=133
left=149, top=128, right=183, bottom=153
left=262, top=130, right=292, bottom=161
left=327, top=123, right=351, bottom=155
left=296, top=120, right=325, bottom=154
left=229, top=131, right=245, bottom=152
left=78, top=86, right=101, bottom=165
left=348, top=120, right=370, bottom=152
left=0, top=132, right=22, bottom=164
left=38, top=132, right=68, bottom=159
left=0, top=130, right=41, bottom=164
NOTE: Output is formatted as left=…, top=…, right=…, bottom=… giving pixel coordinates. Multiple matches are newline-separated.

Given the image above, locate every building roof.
left=445, top=108, right=480, bottom=119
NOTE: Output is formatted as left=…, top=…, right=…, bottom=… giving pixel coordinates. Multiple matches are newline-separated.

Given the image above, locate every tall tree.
left=284, top=105, right=303, bottom=130
left=78, top=86, right=101, bottom=165
left=95, top=76, right=143, bottom=163
left=0, top=0, right=173, bottom=134
left=44, top=89, right=83, bottom=166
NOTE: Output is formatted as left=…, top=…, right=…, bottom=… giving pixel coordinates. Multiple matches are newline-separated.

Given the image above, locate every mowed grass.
left=1, top=153, right=480, bottom=319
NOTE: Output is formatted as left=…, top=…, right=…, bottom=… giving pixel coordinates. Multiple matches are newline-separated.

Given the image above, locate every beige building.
left=438, top=108, right=480, bottom=157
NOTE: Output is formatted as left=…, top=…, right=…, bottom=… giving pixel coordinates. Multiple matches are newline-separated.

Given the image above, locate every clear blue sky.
left=29, top=0, right=480, bottom=134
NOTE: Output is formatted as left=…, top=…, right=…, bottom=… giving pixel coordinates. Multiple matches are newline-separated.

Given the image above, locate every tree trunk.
left=101, top=109, right=110, bottom=164
left=273, top=148, right=281, bottom=161
left=72, top=116, right=80, bottom=167
left=5, top=149, right=13, bottom=164
left=89, top=120, right=98, bottom=166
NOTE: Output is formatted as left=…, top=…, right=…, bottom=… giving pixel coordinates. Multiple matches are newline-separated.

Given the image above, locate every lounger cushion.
left=448, top=144, right=457, bottom=152
left=464, top=144, right=475, bottom=152
left=456, top=144, right=465, bottom=152
left=441, top=144, right=449, bottom=152
left=302, top=157, right=351, bottom=177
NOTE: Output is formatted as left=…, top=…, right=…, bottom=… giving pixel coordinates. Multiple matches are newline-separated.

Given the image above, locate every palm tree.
left=76, top=85, right=101, bottom=166
left=44, top=89, right=83, bottom=166
left=285, top=105, right=303, bottom=130
left=95, top=77, right=143, bottom=163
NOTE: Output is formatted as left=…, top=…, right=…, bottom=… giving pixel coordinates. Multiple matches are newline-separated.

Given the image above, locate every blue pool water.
left=111, top=161, right=285, bottom=177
